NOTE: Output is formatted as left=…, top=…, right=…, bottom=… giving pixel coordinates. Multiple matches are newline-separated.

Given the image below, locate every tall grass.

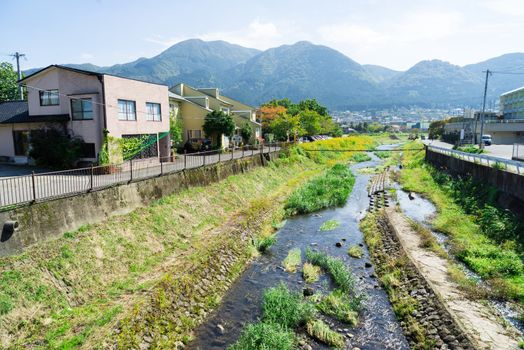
left=306, top=319, right=345, bottom=348
left=400, top=141, right=524, bottom=301
left=306, top=249, right=355, bottom=294
left=285, top=164, right=355, bottom=215
left=282, top=248, right=302, bottom=273
left=317, top=289, right=358, bottom=325
left=299, top=135, right=375, bottom=165
left=228, top=322, right=295, bottom=350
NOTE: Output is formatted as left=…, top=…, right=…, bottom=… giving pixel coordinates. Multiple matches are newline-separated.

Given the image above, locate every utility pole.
left=10, top=52, right=26, bottom=100
left=479, top=69, right=491, bottom=149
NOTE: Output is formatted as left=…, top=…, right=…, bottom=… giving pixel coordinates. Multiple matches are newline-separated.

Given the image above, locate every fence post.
left=90, top=165, right=94, bottom=191
left=261, top=143, right=264, bottom=155
left=219, top=151, right=221, bottom=162
left=184, top=150, right=187, bottom=169
left=203, top=152, right=206, bottom=167
left=130, top=159, right=133, bottom=182
left=242, top=146, right=245, bottom=158
left=160, top=158, right=164, bottom=176
left=231, top=148, right=234, bottom=160
left=31, top=171, right=36, bottom=202
left=252, top=145, right=254, bottom=157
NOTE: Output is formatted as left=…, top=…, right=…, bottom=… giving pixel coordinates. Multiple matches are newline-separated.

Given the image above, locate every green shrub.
left=352, top=152, right=371, bottom=162
left=29, top=128, right=83, bottom=169
left=228, top=322, right=295, bottom=350
left=285, top=164, right=355, bottom=215
left=262, top=283, right=316, bottom=328
left=302, top=263, right=321, bottom=283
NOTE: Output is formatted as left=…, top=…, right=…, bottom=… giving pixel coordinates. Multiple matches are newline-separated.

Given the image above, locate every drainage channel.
left=189, top=152, right=409, bottom=350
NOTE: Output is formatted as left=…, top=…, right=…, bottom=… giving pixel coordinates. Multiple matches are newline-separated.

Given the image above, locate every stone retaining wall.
left=0, top=152, right=279, bottom=256
left=373, top=212, right=476, bottom=350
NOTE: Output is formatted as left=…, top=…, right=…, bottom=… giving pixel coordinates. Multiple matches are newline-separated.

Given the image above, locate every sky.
left=1, top=0, right=523, bottom=71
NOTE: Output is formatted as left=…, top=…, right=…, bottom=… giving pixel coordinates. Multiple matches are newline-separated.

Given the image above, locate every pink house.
left=0, top=65, right=170, bottom=164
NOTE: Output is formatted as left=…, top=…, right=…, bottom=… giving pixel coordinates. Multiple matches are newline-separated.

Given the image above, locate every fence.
left=0, top=142, right=286, bottom=210
left=513, top=144, right=524, bottom=161
left=427, top=145, right=524, bottom=175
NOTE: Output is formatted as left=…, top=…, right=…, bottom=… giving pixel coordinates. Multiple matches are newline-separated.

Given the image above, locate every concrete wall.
left=425, top=149, right=524, bottom=216
left=0, top=152, right=277, bottom=256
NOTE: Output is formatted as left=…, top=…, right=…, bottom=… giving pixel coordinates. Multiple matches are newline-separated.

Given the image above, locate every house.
left=169, top=83, right=261, bottom=148
left=0, top=65, right=170, bottom=164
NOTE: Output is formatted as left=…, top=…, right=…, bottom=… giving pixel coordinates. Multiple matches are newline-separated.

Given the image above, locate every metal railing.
left=427, top=145, right=524, bottom=175
left=0, top=142, right=287, bottom=210
left=513, top=144, right=524, bottom=161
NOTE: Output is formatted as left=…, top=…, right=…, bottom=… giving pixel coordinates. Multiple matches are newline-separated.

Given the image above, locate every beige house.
left=0, top=65, right=170, bottom=164
left=169, top=83, right=261, bottom=148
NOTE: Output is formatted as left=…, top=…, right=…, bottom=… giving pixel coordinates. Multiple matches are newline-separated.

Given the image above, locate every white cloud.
left=318, top=24, right=386, bottom=45
left=199, top=19, right=283, bottom=49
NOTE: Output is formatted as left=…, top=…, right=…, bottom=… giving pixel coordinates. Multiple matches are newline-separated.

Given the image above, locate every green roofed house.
left=0, top=65, right=171, bottom=164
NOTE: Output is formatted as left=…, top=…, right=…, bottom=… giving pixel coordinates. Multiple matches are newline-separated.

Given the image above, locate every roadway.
left=424, top=140, right=515, bottom=160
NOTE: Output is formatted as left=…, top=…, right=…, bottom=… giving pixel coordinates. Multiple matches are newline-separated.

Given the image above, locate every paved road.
left=0, top=147, right=280, bottom=208
left=0, top=164, right=50, bottom=178
left=424, top=140, right=515, bottom=160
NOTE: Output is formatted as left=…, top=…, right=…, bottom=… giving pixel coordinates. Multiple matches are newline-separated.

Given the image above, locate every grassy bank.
left=399, top=142, right=524, bottom=302
left=0, top=155, right=321, bottom=349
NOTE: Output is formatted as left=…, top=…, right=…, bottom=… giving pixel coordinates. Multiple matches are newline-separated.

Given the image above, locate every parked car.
left=184, top=138, right=212, bottom=152
left=481, top=134, right=492, bottom=146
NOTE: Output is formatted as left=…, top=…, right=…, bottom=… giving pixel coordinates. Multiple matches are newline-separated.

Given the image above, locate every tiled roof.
left=0, top=101, right=69, bottom=124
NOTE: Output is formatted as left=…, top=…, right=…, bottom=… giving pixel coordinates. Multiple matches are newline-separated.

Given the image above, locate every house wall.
left=24, top=67, right=105, bottom=160
left=103, top=75, right=170, bottom=157
left=178, top=100, right=208, bottom=141
left=444, top=121, right=524, bottom=144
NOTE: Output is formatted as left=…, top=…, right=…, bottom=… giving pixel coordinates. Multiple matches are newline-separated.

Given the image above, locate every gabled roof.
left=20, top=65, right=168, bottom=87
left=0, top=101, right=69, bottom=124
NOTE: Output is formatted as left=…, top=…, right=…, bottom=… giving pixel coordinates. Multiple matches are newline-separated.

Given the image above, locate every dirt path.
left=386, top=208, right=521, bottom=350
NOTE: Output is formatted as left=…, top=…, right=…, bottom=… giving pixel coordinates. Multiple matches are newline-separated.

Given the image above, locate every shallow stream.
left=189, top=151, right=409, bottom=350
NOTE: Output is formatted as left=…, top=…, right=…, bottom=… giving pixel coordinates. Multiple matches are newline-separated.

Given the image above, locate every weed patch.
left=285, top=164, right=355, bottom=215
left=317, top=289, right=358, bottom=325
left=283, top=248, right=302, bottom=273
left=302, top=263, right=321, bottom=283
left=348, top=245, right=363, bottom=258
left=229, top=322, right=295, bottom=350
left=306, top=319, right=345, bottom=348
left=319, top=219, right=340, bottom=231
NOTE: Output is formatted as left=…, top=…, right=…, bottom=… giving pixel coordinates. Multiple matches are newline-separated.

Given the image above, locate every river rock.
left=217, top=324, right=225, bottom=335
left=303, top=287, right=314, bottom=296
left=336, top=242, right=343, bottom=247
left=365, top=262, right=372, bottom=268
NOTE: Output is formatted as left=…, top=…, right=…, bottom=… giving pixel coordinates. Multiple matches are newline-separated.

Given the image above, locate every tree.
left=0, top=62, right=19, bottom=102
left=169, top=109, right=183, bottom=147
left=240, top=122, right=253, bottom=144
left=269, top=113, right=303, bottom=141
left=299, top=110, right=323, bottom=136
left=429, top=120, right=448, bottom=140
left=298, top=99, right=328, bottom=116
left=258, top=105, right=287, bottom=134
left=202, top=110, right=235, bottom=148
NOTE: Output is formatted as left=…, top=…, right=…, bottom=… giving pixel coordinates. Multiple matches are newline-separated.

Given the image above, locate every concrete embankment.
left=0, top=152, right=277, bottom=256
left=367, top=209, right=520, bottom=350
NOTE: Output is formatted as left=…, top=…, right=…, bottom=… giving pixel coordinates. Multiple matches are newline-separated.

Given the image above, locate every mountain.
left=384, top=60, right=483, bottom=107
left=23, top=39, right=524, bottom=109
left=220, top=41, right=382, bottom=109
left=464, top=53, right=524, bottom=97
left=363, top=64, right=401, bottom=83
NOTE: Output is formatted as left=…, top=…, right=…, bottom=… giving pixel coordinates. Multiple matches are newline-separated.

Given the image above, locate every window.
left=146, top=102, right=161, bottom=121
left=118, top=99, right=136, bottom=121
left=220, top=107, right=230, bottom=115
left=78, top=143, right=96, bottom=158
left=187, top=130, right=202, bottom=139
left=12, top=131, right=30, bottom=156
left=39, top=89, right=59, bottom=106
left=71, top=98, right=93, bottom=120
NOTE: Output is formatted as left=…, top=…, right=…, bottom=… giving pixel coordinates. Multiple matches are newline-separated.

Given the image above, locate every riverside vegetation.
left=0, top=135, right=376, bottom=349
left=399, top=142, right=524, bottom=302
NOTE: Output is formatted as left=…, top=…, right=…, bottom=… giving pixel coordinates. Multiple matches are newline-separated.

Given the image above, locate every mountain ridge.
left=23, top=39, right=524, bottom=110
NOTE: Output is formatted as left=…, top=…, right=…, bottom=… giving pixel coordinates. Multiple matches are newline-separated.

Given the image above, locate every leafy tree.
left=270, top=113, right=303, bottom=141
left=202, top=110, right=235, bottom=148
left=0, top=62, right=19, bottom=101
left=258, top=105, right=287, bottom=134
left=368, top=122, right=385, bottom=133
left=169, top=109, right=183, bottom=146
left=298, top=99, right=328, bottom=116
left=240, top=122, right=253, bottom=144
left=429, top=119, right=448, bottom=139
left=29, top=129, right=83, bottom=169
left=299, top=110, right=323, bottom=136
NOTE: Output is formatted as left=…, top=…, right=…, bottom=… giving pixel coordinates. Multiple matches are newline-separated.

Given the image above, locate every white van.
left=481, top=135, right=492, bottom=146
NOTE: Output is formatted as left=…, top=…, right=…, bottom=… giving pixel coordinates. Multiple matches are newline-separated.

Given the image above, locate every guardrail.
left=427, top=145, right=524, bottom=175
left=513, top=144, right=524, bottom=161
left=0, top=142, right=287, bottom=211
